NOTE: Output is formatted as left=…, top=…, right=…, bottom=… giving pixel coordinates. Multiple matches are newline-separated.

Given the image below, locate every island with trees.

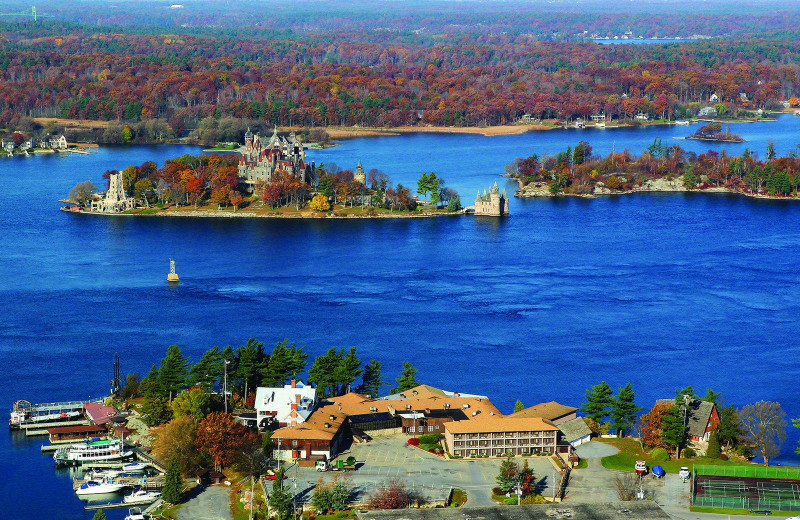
left=508, top=139, right=800, bottom=199
left=62, top=153, right=463, bottom=219
left=686, top=123, right=745, bottom=143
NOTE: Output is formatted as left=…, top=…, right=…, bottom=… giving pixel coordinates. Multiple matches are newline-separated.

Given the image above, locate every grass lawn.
left=599, top=438, right=752, bottom=474
left=450, top=488, right=467, bottom=507
left=575, top=458, right=588, bottom=469
left=690, top=506, right=799, bottom=516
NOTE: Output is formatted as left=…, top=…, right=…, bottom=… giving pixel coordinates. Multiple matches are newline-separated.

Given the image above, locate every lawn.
left=598, top=438, right=753, bottom=474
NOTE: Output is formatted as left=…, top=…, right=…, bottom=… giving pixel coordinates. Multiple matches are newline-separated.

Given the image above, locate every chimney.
left=291, top=379, right=296, bottom=388
left=296, top=394, right=301, bottom=404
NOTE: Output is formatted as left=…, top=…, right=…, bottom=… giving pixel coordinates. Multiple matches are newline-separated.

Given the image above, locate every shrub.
left=649, top=448, right=669, bottom=462
left=407, top=438, right=420, bottom=447
left=719, top=453, right=729, bottom=461
left=682, top=447, right=696, bottom=458
left=504, top=497, right=518, bottom=505
left=492, top=487, right=503, bottom=496
left=418, top=433, right=444, bottom=445
left=706, top=430, right=721, bottom=459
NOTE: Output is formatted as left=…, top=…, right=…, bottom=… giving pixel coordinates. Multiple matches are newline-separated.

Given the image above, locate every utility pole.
left=249, top=475, right=254, bottom=520
left=224, top=359, right=230, bottom=414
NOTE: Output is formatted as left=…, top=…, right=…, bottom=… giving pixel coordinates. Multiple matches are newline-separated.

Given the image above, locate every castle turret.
left=354, top=161, right=366, bottom=184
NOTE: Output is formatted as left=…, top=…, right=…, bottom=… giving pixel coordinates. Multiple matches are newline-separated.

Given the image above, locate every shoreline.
left=513, top=178, right=799, bottom=201
left=60, top=206, right=467, bottom=219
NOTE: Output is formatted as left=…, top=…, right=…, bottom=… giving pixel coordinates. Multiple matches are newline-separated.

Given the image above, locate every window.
left=428, top=426, right=434, bottom=432
left=418, top=426, right=424, bottom=432
left=435, top=425, right=439, bottom=430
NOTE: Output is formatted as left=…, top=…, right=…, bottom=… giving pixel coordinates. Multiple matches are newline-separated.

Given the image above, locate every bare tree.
left=68, top=181, right=98, bottom=205
left=614, top=473, right=641, bottom=501
left=739, top=401, right=787, bottom=467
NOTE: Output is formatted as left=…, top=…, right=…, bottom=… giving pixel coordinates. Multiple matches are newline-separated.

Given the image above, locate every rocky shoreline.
left=512, top=177, right=799, bottom=201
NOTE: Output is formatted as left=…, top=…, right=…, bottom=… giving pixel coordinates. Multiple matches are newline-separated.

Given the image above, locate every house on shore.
left=444, top=416, right=560, bottom=457
left=655, top=398, right=719, bottom=442
left=255, top=379, right=316, bottom=430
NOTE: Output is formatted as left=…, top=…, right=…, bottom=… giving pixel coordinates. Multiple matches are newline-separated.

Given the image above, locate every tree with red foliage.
left=195, top=411, right=258, bottom=471
left=367, top=480, right=421, bottom=510
left=229, top=190, right=243, bottom=212
left=640, top=403, right=671, bottom=450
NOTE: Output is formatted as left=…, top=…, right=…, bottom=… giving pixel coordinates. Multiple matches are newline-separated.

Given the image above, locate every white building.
left=255, top=380, right=316, bottom=430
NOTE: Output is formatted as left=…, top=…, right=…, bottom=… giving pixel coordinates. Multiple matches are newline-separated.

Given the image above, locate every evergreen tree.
left=139, top=364, right=162, bottom=399
left=610, top=383, right=642, bottom=437
left=706, top=429, right=721, bottom=458
left=269, top=467, right=293, bottom=520
left=236, top=338, right=265, bottom=403
left=261, top=339, right=307, bottom=387
left=701, top=388, right=721, bottom=405
left=92, top=510, right=107, bottom=520
left=417, top=172, right=430, bottom=198
left=262, top=430, right=273, bottom=458
left=141, top=397, right=173, bottom=426
left=514, top=400, right=525, bottom=413
left=357, top=359, right=385, bottom=398
left=718, top=404, right=744, bottom=448
left=159, top=344, right=189, bottom=401
left=580, top=381, right=613, bottom=424
left=188, top=346, right=223, bottom=389
left=496, top=457, right=519, bottom=494
left=333, top=347, right=362, bottom=394
left=661, top=406, right=688, bottom=459
left=308, top=347, right=342, bottom=396
left=162, top=457, right=184, bottom=504
left=391, top=362, right=419, bottom=394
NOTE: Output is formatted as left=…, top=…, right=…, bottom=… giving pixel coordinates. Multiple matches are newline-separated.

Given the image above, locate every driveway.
left=285, top=435, right=557, bottom=507
left=176, top=485, right=233, bottom=520
left=566, top=441, right=621, bottom=503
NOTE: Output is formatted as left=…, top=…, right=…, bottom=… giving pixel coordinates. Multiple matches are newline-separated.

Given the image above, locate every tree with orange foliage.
left=195, top=412, right=258, bottom=471
left=228, top=190, right=243, bottom=212
left=639, top=403, right=671, bottom=450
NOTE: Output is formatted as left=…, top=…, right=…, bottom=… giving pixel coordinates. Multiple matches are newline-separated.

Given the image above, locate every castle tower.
left=354, top=161, right=366, bottom=184
left=473, top=182, right=509, bottom=216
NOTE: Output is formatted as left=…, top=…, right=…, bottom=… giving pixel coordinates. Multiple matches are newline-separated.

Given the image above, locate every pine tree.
left=661, top=406, right=688, bottom=459
left=269, top=467, right=293, bottom=520
left=357, top=359, right=385, bottom=398
left=706, top=429, right=721, bottom=458
left=162, top=457, right=183, bottom=504
left=261, top=339, right=307, bottom=387
left=514, top=400, right=525, bottom=413
left=610, top=383, right=642, bottom=437
left=92, top=510, right=107, bottom=520
left=236, top=338, right=265, bottom=403
left=188, top=346, right=223, bottom=389
left=139, top=364, right=162, bottom=399
left=580, top=381, right=613, bottom=424
left=159, top=344, right=189, bottom=401
left=308, top=347, right=342, bottom=396
left=496, top=457, right=519, bottom=494
left=391, top=362, right=419, bottom=394
left=333, top=347, right=362, bottom=395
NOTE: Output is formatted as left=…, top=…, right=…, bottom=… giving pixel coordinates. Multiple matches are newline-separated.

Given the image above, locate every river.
left=1, top=116, right=800, bottom=519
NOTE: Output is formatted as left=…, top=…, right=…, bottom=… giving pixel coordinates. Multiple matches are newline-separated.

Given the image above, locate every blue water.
left=2, top=118, right=800, bottom=519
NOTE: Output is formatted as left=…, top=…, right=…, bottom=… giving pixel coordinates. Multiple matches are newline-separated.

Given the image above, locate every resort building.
left=474, top=182, right=509, bottom=216
left=238, top=127, right=314, bottom=191
left=444, top=416, right=560, bottom=457
left=255, top=380, right=316, bottom=430
left=272, top=402, right=348, bottom=462
left=509, top=401, right=578, bottom=425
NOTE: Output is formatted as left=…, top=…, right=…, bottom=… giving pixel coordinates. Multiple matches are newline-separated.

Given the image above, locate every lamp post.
left=224, top=359, right=231, bottom=414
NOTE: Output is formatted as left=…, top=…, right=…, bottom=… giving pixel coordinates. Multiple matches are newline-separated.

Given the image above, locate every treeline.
left=2, top=20, right=800, bottom=132
left=508, top=140, right=800, bottom=197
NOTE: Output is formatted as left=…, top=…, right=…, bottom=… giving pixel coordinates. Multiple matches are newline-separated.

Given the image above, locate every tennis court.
left=693, top=465, right=800, bottom=512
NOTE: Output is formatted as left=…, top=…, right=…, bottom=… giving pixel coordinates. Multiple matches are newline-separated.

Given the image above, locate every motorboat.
left=75, top=479, right=127, bottom=496
left=675, top=120, right=690, bottom=125
left=54, top=439, right=133, bottom=466
left=123, top=489, right=162, bottom=504
left=123, top=462, right=147, bottom=472
left=88, top=469, right=122, bottom=480
left=635, top=460, right=648, bottom=476
left=124, top=507, right=147, bottom=520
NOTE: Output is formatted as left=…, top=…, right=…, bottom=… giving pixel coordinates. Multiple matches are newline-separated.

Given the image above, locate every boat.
left=88, top=469, right=122, bottom=480
left=54, top=439, right=134, bottom=466
left=75, top=479, right=127, bottom=496
left=123, top=462, right=147, bottom=472
left=124, top=507, right=147, bottom=520
left=123, top=489, right=162, bottom=504
left=675, top=120, right=690, bottom=125
left=574, top=119, right=586, bottom=129
left=595, top=122, right=606, bottom=128
left=9, top=399, right=84, bottom=429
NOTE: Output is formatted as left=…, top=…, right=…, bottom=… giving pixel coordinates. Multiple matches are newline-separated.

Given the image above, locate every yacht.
left=54, top=439, right=133, bottom=466
left=675, top=120, right=690, bottom=125
left=124, top=507, right=147, bottom=520
left=88, top=469, right=122, bottom=480
left=123, top=462, right=147, bottom=472
left=124, top=489, right=162, bottom=504
left=75, top=479, right=127, bottom=496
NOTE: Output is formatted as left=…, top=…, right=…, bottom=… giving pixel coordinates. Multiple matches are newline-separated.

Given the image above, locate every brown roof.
left=445, top=416, right=558, bottom=434
left=272, top=403, right=347, bottom=441
left=47, top=425, right=106, bottom=434
left=509, top=401, right=577, bottom=421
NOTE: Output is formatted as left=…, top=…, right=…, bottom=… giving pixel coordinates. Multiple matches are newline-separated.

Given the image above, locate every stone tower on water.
left=474, top=182, right=509, bottom=216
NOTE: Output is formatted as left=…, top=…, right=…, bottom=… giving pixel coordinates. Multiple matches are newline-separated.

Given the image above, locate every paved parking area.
left=176, top=485, right=233, bottom=520
left=284, top=435, right=558, bottom=507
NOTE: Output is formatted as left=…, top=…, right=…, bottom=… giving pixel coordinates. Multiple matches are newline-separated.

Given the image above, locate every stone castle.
left=238, top=127, right=314, bottom=191
left=474, top=182, right=509, bottom=216
left=91, top=172, right=135, bottom=213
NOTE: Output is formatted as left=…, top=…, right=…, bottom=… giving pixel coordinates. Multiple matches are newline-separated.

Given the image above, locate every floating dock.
left=73, top=475, right=164, bottom=491
left=85, top=498, right=163, bottom=512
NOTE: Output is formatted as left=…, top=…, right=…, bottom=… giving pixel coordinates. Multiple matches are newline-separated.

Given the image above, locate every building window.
left=418, top=426, right=424, bottom=433
left=435, top=425, right=439, bottom=430
left=428, top=426, right=434, bottom=432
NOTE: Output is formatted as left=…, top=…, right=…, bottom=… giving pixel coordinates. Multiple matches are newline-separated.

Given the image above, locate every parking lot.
left=284, top=435, right=559, bottom=507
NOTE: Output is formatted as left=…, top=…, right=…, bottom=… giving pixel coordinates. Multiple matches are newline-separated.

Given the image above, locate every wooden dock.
left=21, top=419, right=90, bottom=432
left=73, top=475, right=165, bottom=491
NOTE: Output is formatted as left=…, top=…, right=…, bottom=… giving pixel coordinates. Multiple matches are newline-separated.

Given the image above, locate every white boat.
left=124, top=489, right=161, bottom=504
left=675, top=120, right=690, bottom=125
left=124, top=507, right=147, bottom=520
left=75, top=479, right=127, bottom=496
left=123, top=462, right=147, bottom=472
left=54, top=439, right=133, bottom=466
left=595, top=122, right=606, bottom=128
left=89, top=469, right=122, bottom=480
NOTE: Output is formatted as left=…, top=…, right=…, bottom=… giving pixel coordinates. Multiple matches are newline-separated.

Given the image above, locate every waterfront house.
left=255, top=379, right=316, bottom=430
left=48, top=424, right=107, bottom=443
left=272, top=402, right=348, bottom=462
left=698, top=106, right=718, bottom=117
left=655, top=398, right=719, bottom=442
left=83, top=402, right=120, bottom=426
left=47, top=134, right=68, bottom=150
